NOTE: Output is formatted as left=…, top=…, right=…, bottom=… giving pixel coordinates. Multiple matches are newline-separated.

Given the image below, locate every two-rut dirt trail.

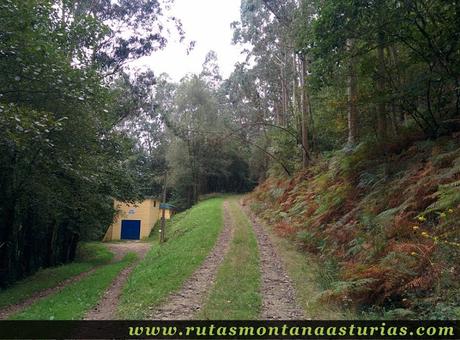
left=149, top=199, right=305, bottom=320
left=241, top=202, right=305, bottom=320
left=84, top=242, right=151, bottom=320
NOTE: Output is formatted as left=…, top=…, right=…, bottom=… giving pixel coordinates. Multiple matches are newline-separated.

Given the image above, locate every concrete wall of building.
left=103, top=199, right=161, bottom=241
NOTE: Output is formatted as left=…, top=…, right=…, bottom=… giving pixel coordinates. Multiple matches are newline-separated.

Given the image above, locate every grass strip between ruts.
left=198, top=198, right=261, bottom=319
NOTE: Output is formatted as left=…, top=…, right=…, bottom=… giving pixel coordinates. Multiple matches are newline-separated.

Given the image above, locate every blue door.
left=120, top=220, right=141, bottom=240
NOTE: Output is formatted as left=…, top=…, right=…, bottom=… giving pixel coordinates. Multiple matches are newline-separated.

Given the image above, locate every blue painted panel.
left=121, top=220, right=141, bottom=240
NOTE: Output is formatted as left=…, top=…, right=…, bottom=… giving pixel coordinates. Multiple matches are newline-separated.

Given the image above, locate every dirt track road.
left=148, top=201, right=234, bottom=320
left=241, top=202, right=305, bottom=319
left=84, top=242, right=151, bottom=320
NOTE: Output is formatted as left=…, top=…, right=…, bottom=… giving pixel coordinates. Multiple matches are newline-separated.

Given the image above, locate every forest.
left=1, top=0, right=459, bottom=319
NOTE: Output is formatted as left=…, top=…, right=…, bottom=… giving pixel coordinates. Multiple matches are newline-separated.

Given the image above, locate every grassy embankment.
left=0, top=242, right=113, bottom=310
left=117, top=197, right=225, bottom=319
left=248, top=136, right=460, bottom=319
left=199, top=198, right=261, bottom=319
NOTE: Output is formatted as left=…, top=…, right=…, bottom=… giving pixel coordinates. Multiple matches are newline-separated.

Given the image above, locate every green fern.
left=379, top=251, right=417, bottom=276
left=317, top=278, right=378, bottom=302
left=426, top=184, right=460, bottom=213
left=439, top=180, right=460, bottom=189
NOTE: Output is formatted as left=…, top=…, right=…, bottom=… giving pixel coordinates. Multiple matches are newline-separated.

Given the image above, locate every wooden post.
left=160, top=208, right=166, bottom=243
left=160, top=172, right=167, bottom=244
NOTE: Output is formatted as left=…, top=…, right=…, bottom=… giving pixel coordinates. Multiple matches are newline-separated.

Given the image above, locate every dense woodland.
left=1, top=0, right=459, bottom=318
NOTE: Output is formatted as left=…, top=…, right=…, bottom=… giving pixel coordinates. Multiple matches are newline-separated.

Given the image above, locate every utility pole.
left=159, top=172, right=167, bottom=243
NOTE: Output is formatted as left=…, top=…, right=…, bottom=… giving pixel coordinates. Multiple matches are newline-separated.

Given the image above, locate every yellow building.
left=103, top=198, right=174, bottom=241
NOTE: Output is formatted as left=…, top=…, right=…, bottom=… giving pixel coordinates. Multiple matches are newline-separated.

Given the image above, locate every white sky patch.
left=129, top=0, right=248, bottom=82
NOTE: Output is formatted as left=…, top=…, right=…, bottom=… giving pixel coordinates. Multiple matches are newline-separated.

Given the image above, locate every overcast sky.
left=130, top=0, right=247, bottom=82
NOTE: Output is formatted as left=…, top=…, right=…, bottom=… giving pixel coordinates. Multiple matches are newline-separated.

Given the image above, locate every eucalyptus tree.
left=309, top=0, right=460, bottom=142
left=166, top=75, right=222, bottom=206
left=157, top=56, right=256, bottom=209
left=232, top=0, right=316, bottom=168
left=229, top=0, right=460, bottom=179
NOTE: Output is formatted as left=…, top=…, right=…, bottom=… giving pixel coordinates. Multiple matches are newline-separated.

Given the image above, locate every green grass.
left=10, top=253, right=136, bottom=320
left=199, top=198, right=261, bottom=319
left=117, top=197, right=225, bottom=319
left=0, top=242, right=113, bottom=310
left=76, top=242, right=115, bottom=264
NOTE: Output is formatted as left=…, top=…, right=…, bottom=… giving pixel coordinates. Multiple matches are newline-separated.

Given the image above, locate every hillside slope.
left=247, top=136, right=460, bottom=319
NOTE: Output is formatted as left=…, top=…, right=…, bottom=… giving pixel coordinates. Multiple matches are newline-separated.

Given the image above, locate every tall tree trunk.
left=347, top=39, right=358, bottom=146
left=280, top=67, right=288, bottom=126
left=2, top=202, right=19, bottom=285
left=274, top=101, right=282, bottom=126
left=278, top=53, right=289, bottom=126
left=282, top=52, right=289, bottom=126
left=387, top=45, right=406, bottom=129
left=47, top=222, right=59, bottom=267
left=292, top=52, right=299, bottom=116
left=292, top=52, right=302, bottom=149
left=187, top=139, right=198, bottom=205
left=193, top=182, right=198, bottom=204
left=377, top=32, right=387, bottom=140
left=299, top=54, right=310, bottom=168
